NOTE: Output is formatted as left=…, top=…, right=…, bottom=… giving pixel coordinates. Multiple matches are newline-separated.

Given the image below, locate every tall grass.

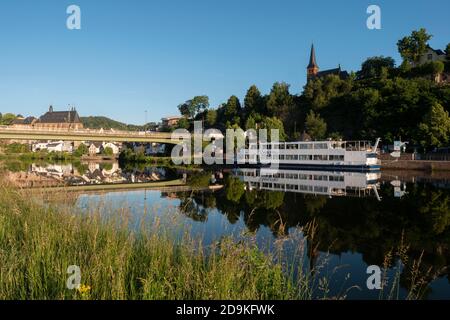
left=0, top=183, right=307, bottom=300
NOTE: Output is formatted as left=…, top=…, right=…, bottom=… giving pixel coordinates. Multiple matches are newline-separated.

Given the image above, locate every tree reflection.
left=176, top=171, right=450, bottom=297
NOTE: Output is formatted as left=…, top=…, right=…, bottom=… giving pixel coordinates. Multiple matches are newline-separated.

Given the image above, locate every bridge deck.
left=0, top=127, right=188, bottom=144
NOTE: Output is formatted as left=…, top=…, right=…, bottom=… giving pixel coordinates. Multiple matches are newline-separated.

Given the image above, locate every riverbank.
left=0, top=181, right=304, bottom=300
left=381, top=160, right=450, bottom=172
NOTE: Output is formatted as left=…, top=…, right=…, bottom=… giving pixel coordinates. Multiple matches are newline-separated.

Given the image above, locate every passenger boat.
left=237, top=138, right=381, bottom=172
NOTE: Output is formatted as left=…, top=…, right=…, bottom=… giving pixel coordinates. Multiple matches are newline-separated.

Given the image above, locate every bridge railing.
left=0, top=126, right=189, bottom=139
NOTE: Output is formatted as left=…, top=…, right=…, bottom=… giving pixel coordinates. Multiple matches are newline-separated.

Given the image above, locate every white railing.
left=0, top=126, right=183, bottom=138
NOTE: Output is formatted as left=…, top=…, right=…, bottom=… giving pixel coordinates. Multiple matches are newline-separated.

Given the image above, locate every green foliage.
left=73, top=144, right=88, bottom=157
left=80, top=116, right=146, bottom=131
left=266, top=82, right=294, bottom=118
left=0, top=184, right=302, bottom=300
left=205, top=109, right=217, bottom=127
left=305, top=111, right=327, bottom=140
left=176, top=117, right=190, bottom=130
left=418, top=102, right=450, bottom=149
left=224, top=96, right=242, bottom=121
left=102, top=147, right=114, bottom=156
left=186, top=171, right=211, bottom=188
left=5, top=143, right=29, bottom=154
left=244, top=85, right=265, bottom=116
left=225, top=176, right=245, bottom=203
left=357, top=56, right=395, bottom=79
left=304, top=75, right=352, bottom=110
left=178, top=96, right=209, bottom=119
left=397, top=28, right=432, bottom=64
left=0, top=113, right=17, bottom=125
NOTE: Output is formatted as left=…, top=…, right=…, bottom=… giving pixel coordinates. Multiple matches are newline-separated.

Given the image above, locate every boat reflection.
left=234, top=168, right=381, bottom=199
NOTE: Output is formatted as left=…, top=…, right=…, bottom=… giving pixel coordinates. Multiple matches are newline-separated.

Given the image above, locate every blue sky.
left=0, top=0, right=449, bottom=124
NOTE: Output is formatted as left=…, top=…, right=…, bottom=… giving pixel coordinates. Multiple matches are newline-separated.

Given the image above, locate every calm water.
left=5, top=160, right=450, bottom=299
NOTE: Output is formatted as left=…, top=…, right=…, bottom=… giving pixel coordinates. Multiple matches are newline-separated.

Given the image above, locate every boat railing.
left=331, top=140, right=374, bottom=151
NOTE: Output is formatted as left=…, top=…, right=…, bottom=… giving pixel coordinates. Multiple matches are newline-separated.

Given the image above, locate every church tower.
left=307, top=44, right=319, bottom=82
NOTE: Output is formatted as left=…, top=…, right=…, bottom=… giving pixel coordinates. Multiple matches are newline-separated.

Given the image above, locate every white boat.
left=238, top=138, right=381, bottom=172
left=235, top=168, right=381, bottom=199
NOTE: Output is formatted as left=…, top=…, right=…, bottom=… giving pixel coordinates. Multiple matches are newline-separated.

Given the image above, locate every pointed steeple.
left=307, top=44, right=319, bottom=69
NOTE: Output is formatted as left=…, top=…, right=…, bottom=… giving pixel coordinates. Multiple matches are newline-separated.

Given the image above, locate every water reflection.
left=235, top=168, right=381, bottom=199
left=4, top=161, right=177, bottom=188
left=3, top=160, right=450, bottom=299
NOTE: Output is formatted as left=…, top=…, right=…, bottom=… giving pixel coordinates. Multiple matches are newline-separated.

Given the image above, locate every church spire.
left=307, top=44, right=319, bottom=82
left=307, top=44, right=319, bottom=69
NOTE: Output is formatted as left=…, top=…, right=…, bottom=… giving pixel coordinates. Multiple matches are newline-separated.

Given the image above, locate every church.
left=307, top=44, right=349, bottom=82
left=34, top=106, right=84, bottom=130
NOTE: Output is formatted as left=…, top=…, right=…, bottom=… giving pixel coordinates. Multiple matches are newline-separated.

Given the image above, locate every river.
left=3, top=160, right=450, bottom=300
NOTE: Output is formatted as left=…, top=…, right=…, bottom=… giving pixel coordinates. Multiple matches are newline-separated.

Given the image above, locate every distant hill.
left=80, top=116, right=157, bottom=131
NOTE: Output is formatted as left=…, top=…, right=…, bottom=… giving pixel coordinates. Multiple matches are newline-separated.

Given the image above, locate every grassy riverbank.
left=0, top=182, right=308, bottom=300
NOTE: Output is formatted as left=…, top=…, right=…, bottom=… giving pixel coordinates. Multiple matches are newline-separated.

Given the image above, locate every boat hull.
left=237, top=163, right=381, bottom=172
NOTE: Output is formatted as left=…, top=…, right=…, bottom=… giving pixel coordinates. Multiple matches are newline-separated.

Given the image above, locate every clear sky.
left=0, top=0, right=449, bottom=124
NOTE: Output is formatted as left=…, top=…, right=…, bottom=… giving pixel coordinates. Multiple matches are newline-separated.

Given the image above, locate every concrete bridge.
left=0, top=126, right=187, bottom=144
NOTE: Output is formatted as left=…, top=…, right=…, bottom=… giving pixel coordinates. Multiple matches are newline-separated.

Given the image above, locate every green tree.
left=225, top=176, right=245, bottom=203
left=103, top=147, right=114, bottom=156
left=305, top=110, right=327, bottom=140
left=244, top=85, right=265, bottom=116
left=357, top=56, right=395, bottom=79
left=0, top=113, right=17, bottom=125
left=224, top=95, right=241, bottom=119
left=418, top=102, right=450, bottom=149
left=266, top=82, right=294, bottom=118
left=397, top=28, right=432, bottom=64
left=178, top=96, right=209, bottom=119
left=260, top=116, right=287, bottom=142
left=74, top=144, right=88, bottom=157
left=176, top=117, right=190, bottom=130
left=206, top=109, right=217, bottom=127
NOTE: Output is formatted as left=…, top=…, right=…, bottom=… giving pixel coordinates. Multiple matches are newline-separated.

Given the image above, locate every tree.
left=103, top=147, right=114, bottom=156
left=206, top=109, right=217, bottom=127
left=397, top=28, right=432, bottom=65
left=418, top=102, right=450, bottom=149
left=357, top=56, right=395, bottom=79
left=244, top=85, right=265, bottom=116
left=178, top=96, right=209, bottom=119
left=0, top=113, right=17, bottom=125
left=225, top=176, right=245, bottom=203
left=266, top=82, right=294, bottom=118
left=176, top=117, right=190, bottom=130
left=74, top=144, right=88, bottom=157
left=259, top=116, right=287, bottom=142
left=445, top=43, right=450, bottom=73
left=224, top=95, right=241, bottom=118
left=305, top=110, right=327, bottom=140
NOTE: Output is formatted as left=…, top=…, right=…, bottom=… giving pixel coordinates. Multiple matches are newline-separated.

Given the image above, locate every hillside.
left=80, top=116, right=155, bottom=131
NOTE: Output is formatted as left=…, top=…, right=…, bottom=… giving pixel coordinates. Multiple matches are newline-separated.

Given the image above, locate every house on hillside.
left=412, top=45, right=447, bottom=67
left=411, top=45, right=449, bottom=83
left=161, top=116, right=183, bottom=129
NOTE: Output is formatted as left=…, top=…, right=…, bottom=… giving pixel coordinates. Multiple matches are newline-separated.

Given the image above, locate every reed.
left=0, top=182, right=306, bottom=300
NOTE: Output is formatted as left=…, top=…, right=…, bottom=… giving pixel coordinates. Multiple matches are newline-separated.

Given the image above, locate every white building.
left=102, top=142, right=121, bottom=155
left=32, top=141, right=73, bottom=153
left=412, top=46, right=446, bottom=67
left=88, top=142, right=102, bottom=155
